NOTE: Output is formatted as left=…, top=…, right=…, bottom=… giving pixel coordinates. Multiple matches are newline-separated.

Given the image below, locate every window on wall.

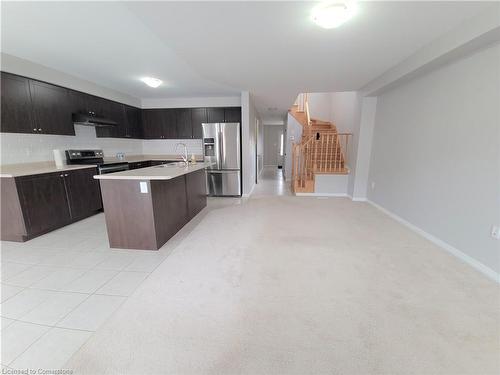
left=279, top=133, right=284, bottom=156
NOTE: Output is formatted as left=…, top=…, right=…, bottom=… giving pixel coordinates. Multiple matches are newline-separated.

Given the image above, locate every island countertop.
left=93, top=161, right=213, bottom=180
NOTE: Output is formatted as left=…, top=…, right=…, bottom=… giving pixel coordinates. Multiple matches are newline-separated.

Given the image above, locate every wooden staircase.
left=289, top=94, right=351, bottom=193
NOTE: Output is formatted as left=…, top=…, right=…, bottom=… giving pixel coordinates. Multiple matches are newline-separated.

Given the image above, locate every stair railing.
left=291, top=132, right=352, bottom=192
left=295, top=93, right=308, bottom=113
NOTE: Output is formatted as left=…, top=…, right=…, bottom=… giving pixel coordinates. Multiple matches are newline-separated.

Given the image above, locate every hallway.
left=251, top=166, right=292, bottom=198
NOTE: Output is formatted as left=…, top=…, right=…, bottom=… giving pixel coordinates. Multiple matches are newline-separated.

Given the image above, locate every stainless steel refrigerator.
left=202, top=122, right=241, bottom=196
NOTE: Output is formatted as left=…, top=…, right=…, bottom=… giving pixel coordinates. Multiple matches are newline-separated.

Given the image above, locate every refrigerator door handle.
left=218, top=127, right=224, bottom=170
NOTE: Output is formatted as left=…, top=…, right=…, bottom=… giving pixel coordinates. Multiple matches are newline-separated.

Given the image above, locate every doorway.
left=263, top=125, right=284, bottom=168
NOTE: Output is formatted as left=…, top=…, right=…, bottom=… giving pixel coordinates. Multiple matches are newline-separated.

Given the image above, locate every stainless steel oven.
left=66, top=149, right=129, bottom=174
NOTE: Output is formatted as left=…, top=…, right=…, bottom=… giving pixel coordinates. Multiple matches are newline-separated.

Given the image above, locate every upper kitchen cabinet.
left=191, top=108, right=207, bottom=139
left=95, top=100, right=127, bottom=138
left=85, top=95, right=110, bottom=118
left=29, top=80, right=75, bottom=136
left=0, top=72, right=34, bottom=134
left=69, top=90, right=92, bottom=115
left=175, top=108, right=193, bottom=139
left=142, top=109, right=165, bottom=139
left=163, top=109, right=177, bottom=139
left=142, top=109, right=177, bottom=139
left=224, top=107, right=241, bottom=123
left=124, top=105, right=143, bottom=139
left=207, top=107, right=225, bottom=123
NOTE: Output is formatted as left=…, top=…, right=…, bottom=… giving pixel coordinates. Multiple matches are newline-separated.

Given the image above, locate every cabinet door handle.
left=64, top=174, right=69, bottom=177
left=60, top=174, right=64, bottom=177
left=38, top=128, right=42, bottom=132
left=33, top=128, right=37, bottom=132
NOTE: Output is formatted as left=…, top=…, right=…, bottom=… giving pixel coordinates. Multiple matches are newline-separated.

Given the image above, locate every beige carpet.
left=67, top=197, right=500, bottom=374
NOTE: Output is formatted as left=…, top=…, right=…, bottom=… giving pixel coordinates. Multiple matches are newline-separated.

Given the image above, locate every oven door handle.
left=99, top=165, right=129, bottom=174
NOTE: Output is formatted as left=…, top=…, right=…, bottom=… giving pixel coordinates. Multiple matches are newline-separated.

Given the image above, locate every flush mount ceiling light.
left=311, top=1, right=358, bottom=29
left=140, top=77, right=162, bottom=88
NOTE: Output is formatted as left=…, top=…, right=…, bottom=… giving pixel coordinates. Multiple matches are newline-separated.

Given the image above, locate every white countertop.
left=0, top=154, right=205, bottom=178
left=0, top=162, right=98, bottom=178
left=94, top=162, right=213, bottom=180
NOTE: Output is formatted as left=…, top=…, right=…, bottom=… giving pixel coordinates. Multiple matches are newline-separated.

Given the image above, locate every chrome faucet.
left=176, top=143, right=189, bottom=166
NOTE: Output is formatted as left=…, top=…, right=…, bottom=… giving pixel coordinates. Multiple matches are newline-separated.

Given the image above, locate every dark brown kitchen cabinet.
left=191, top=108, right=207, bottom=139
left=64, top=168, right=102, bottom=221
left=142, top=109, right=165, bottom=139
left=16, top=173, right=72, bottom=238
left=69, top=90, right=92, bottom=115
left=163, top=109, right=177, bottom=139
left=85, top=95, right=110, bottom=118
left=224, top=107, right=241, bottom=123
left=207, top=108, right=224, bottom=123
left=175, top=108, right=193, bottom=139
left=0, top=167, right=102, bottom=242
left=124, top=105, right=143, bottom=138
left=29, top=80, right=75, bottom=135
left=142, top=109, right=177, bottom=139
left=95, top=101, right=127, bottom=138
left=185, top=168, right=207, bottom=219
left=0, top=72, right=34, bottom=134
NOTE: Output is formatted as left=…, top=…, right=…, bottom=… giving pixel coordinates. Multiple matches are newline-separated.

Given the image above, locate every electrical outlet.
left=491, top=225, right=500, bottom=240
left=371, top=181, right=376, bottom=190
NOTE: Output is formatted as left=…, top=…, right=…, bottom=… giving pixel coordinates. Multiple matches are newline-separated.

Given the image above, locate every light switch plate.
left=139, top=181, right=148, bottom=194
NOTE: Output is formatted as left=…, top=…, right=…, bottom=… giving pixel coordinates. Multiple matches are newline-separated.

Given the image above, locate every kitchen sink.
left=154, top=162, right=188, bottom=168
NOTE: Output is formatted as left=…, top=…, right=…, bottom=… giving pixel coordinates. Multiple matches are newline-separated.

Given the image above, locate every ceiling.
left=1, top=1, right=494, bottom=122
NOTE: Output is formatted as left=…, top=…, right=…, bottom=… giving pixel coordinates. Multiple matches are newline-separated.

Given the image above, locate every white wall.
left=141, top=96, right=240, bottom=108
left=241, top=91, right=261, bottom=196
left=284, top=113, right=302, bottom=181
left=330, top=92, right=362, bottom=196
left=263, top=125, right=282, bottom=166
left=368, top=44, right=500, bottom=275
left=257, top=119, right=264, bottom=175
left=0, top=126, right=142, bottom=164
left=352, top=97, right=377, bottom=200
left=306, top=93, right=331, bottom=121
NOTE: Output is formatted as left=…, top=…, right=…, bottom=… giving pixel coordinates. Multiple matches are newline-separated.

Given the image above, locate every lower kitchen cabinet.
left=16, top=172, right=72, bottom=237
left=0, top=167, right=102, bottom=242
left=185, top=169, right=207, bottom=219
left=64, top=168, right=102, bottom=221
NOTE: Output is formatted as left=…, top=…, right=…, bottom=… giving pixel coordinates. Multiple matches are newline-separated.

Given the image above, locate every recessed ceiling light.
left=140, top=77, right=162, bottom=88
left=311, top=1, right=358, bottom=29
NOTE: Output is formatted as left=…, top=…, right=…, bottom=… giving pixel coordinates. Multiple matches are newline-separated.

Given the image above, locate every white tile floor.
left=0, top=211, right=183, bottom=370
left=0, top=193, right=244, bottom=371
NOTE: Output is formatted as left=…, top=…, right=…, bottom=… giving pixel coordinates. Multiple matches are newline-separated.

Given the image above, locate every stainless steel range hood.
left=72, top=112, right=117, bottom=127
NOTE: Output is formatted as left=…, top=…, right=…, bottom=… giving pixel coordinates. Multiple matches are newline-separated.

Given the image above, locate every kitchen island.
left=94, top=162, right=211, bottom=250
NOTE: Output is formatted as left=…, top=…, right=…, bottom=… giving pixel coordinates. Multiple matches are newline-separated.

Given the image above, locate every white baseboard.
left=352, top=197, right=367, bottom=202
left=367, top=199, right=500, bottom=284
left=295, top=193, right=350, bottom=197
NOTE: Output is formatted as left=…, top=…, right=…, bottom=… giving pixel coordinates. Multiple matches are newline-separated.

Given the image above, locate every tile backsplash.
left=0, top=125, right=203, bottom=165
